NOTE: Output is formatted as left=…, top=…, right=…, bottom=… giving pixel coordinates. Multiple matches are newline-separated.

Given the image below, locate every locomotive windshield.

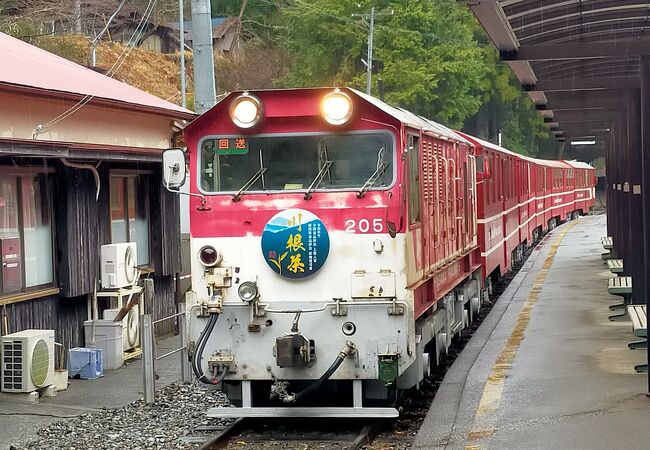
left=199, top=132, right=393, bottom=194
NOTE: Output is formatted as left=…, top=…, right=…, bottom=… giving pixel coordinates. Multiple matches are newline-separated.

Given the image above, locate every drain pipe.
left=60, top=158, right=101, bottom=201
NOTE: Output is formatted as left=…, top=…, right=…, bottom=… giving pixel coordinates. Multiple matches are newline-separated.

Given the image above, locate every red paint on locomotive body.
left=184, top=89, right=404, bottom=239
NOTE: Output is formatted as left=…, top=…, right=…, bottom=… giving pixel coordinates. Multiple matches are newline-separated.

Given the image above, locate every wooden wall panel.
left=55, top=165, right=100, bottom=298
left=2, top=294, right=87, bottom=365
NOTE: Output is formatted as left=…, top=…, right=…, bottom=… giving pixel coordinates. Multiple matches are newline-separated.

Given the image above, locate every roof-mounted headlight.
left=229, top=93, right=264, bottom=129
left=321, top=89, right=353, bottom=126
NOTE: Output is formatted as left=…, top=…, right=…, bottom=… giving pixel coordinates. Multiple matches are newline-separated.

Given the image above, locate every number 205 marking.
left=345, top=218, right=383, bottom=233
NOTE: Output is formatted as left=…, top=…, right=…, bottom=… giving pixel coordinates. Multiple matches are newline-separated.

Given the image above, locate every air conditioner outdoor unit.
left=103, top=308, right=140, bottom=351
left=1, top=329, right=55, bottom=393
left=101, top=243, right=137, bottom=289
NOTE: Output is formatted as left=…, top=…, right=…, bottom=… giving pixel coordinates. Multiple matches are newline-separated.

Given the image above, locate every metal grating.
left=2, top=340, right=23, bottom=391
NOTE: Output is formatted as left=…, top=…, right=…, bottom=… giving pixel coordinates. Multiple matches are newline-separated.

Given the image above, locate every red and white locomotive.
left=163, top=87, right=595, bottom=418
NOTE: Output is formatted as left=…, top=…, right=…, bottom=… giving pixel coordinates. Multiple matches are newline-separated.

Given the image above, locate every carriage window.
left=475, top=155, right=485, bottom=173
left=407, top=135, right=421, bottom=224
left=199, top=133, right=393, bottom=193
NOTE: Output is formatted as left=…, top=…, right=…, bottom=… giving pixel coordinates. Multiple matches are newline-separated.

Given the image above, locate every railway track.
left=187, top=417, right=385, bottom=450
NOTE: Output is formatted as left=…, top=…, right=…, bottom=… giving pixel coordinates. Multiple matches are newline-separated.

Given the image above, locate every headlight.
left=229, top=93, right=263, bottom=129
left=199, top=245, right=222, bottom=267
left=238, top=281, right=259, bottom=302
left=321, top=89, right=353, bottom=125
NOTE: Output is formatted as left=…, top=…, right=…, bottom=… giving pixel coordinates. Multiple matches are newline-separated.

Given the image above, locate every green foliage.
left=212, top=0, right=287, bottom=43
left=276, top=0, right=491, bottom=128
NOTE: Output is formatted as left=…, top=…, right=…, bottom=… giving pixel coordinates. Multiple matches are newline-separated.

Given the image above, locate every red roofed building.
left=0, top=31, right=196, bottom=356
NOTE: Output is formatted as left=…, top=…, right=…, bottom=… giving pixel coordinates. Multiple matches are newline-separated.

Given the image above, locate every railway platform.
left=414, top=214, right=650, bottom=449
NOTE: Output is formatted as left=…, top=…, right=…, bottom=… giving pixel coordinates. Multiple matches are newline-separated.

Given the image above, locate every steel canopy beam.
left=502, top=41, right=650, bottom=61
left=524, top=76, right=640, bottom=92
left=468, top=0, right=519, bottom=51
left=552, top=109, right=623, bottom=122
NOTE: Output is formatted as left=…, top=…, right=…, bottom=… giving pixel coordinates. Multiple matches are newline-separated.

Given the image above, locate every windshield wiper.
left=304, top=160, right=333, bottom=200
left=357, top=147, right=388, bottom=198
left=233, top=167, right=267, bottom=202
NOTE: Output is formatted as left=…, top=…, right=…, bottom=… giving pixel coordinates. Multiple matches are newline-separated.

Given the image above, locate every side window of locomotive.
left=475, top=155, right=485, bottom=173
left=407, top=135, right=421, bottom=224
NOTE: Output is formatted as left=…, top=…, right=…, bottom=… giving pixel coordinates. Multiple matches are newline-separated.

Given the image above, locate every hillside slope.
left=33, top=34, right=190, bottom=107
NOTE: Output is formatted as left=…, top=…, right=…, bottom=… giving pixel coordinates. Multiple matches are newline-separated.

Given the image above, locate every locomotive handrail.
left=432, top=153, right=440, bottom=247
left=261, top=299, right=408, bottom=314
left=443, top=157, right=449, bottom=245
left=449, top=158, right=457, bottom=244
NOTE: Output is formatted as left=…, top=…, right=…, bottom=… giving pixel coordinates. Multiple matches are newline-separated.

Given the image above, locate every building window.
left=0, top=173, right=54, bottom=295
left=110, top=174, right=150, bottom=267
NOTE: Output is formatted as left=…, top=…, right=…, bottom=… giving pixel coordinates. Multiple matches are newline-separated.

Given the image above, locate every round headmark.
left=261, top=209, right=330, bottom=279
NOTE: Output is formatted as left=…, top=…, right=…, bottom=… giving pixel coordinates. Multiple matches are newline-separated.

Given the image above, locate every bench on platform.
left=607, top=259, right=624, bottom=274
left=601, top=237, right=614, bottom=260
left=601, top=237, right=613, bottom=250
left=626, top=305, right=647, bottom=373
left=608, top=276, right=632, bottom=321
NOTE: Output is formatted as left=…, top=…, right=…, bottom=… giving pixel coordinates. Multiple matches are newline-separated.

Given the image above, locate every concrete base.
left=0, top=391, right=39, bottom=404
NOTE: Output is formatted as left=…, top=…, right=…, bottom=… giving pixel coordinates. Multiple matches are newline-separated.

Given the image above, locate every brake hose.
left=282, top=341, right=356, bottom=403
left=191, top=313, right=219, bottom=384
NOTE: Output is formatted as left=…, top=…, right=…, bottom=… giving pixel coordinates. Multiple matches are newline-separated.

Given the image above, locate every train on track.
left=162, top=87, right=596, bottom=418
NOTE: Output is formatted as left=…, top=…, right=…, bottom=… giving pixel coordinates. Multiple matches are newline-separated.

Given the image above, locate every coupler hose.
left=191, top=312, right=220, bottom=384
left=282, top=341, right=356, bottom=403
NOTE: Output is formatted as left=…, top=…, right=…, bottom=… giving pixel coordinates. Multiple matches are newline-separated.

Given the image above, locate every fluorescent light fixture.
left=570, top=140, right=596, bottom=146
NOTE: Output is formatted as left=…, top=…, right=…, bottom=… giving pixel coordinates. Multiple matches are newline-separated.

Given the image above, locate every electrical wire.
left=34, top=0, right=159, bottom=137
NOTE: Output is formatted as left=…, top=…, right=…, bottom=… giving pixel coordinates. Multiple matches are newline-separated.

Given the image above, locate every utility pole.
left=191, top=0, right=216, bottom=114
left=353, top=7, right=392, bottom=95
left=179, top=0, right=186, bottom=108
left=366, top=7, right=375, bottom=95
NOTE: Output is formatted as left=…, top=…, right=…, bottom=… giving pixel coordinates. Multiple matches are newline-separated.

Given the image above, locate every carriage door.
left=407, top=134, right=424, bottom=277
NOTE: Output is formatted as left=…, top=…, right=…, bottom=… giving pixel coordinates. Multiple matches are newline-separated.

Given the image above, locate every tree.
left=276, top=0, right=492, bottom=128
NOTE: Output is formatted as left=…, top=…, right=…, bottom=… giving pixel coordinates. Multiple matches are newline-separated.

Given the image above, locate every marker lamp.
left=238, top=281, right=259, bottom=302
left=199, top=245, right=222, bottom=267
left=229, top=93, right=263, bottom=129
left=321, top=89, right=353, bottom=125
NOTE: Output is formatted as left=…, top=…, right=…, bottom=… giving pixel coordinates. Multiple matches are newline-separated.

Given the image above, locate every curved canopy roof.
left=468, top=0, right=649, bottom=160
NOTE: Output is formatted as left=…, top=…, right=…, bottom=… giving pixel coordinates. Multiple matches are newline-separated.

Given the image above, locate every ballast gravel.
left=12, top=382, right=232, bottom=450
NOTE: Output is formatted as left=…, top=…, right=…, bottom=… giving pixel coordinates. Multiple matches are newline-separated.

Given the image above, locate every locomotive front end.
left=182, top=88, right=415, bottom=417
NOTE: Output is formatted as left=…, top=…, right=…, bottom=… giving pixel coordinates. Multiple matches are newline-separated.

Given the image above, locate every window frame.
left=196, top=130, right=398, bottom=196
left=0, top=168, right=57, bottom=297
left=108, top=172, right=152, bottom=268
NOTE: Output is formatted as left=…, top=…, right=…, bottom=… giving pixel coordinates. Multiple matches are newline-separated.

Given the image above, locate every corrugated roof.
left=0, top=31, right=194, bottom=119
left=350, top=88, right=472, bottom=144
left=459, top=132, right=578, bottom=168
left=564, top=160, right=594, bottom=169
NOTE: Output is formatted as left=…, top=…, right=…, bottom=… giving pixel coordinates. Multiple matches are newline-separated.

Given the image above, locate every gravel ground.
left=11, top=383, right=232, bottom=450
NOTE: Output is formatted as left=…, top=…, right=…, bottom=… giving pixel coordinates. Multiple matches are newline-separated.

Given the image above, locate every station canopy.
left=467, top=0, right=650, bottom=160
